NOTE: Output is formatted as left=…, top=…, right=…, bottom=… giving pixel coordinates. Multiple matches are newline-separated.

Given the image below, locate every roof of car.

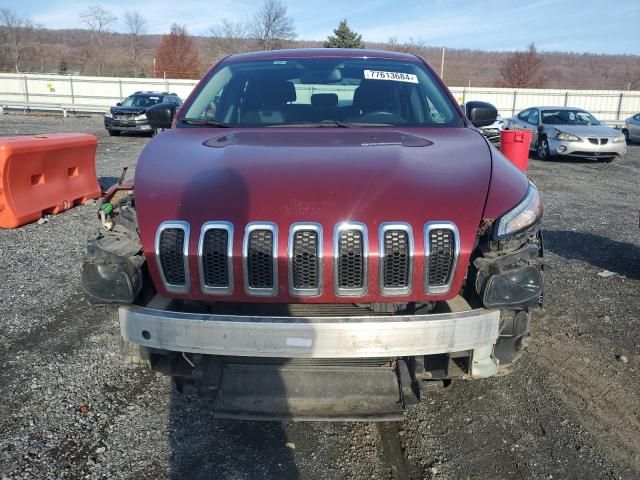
left=131, top=91, right=176, bottom=96
left=530, top=106, right=587, bottom=111
left=224, top=48, right=421, bottom=63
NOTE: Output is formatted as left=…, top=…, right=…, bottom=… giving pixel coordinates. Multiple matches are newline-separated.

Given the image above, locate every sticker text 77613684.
left=363, top=70, right=418, bottom=84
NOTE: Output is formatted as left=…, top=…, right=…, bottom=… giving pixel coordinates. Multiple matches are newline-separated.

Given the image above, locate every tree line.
left=1, top=2, right=639, bottom=90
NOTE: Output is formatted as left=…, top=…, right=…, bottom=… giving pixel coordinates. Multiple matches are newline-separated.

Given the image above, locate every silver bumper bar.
left=120, top=305, right=500, bottom=359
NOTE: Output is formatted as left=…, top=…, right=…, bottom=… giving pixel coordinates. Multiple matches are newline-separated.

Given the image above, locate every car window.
left=182, top=57, right=463, bottom=127
left=518, top=109, right=531, bottom=122
left=121, top=95, right=162, bottom=107
left=541, top=109, right=600, bottom=125
left=528, top=109, right=539, bottom=125
left=634, top=113, right=640, bottom=121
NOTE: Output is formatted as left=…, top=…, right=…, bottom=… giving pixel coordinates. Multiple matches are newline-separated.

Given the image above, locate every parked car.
left=82, top=49, right=543, bottom=421
left=104, top=91, right=182, bottom=136
left=622, top=113, right=640, bottom=144
left=505, top=106, right=627, bottom=162
left=461, top=103, right=504, bottom=144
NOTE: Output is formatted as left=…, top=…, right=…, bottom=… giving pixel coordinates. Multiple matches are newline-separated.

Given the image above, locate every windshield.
left=541, top=109, right=600, bottom=126
left=182, top=57, right=462, bottom=127
left=121, top=95, right=163, bottom=107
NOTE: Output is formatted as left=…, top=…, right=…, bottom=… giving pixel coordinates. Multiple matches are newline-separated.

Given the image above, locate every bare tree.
left=79, top=5, right=116, bottom=75
left=499, top=42, right=546, bottom=88
left=385, top=36, right=425, bottom=54
left=250, top=0, right=296, bottom=51
left=209, top=18, right=248, bottom=59
left=0, top=9, right=35, bottom=72
left=124, top=10, right=147, bottom=76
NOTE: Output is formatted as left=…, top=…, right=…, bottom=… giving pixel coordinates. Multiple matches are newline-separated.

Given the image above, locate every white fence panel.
left=0, top=73, right=638, bottom=123
left=450, top=86, right=640, bottom=122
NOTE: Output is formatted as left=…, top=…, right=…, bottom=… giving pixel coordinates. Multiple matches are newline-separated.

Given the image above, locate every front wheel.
left=107, top=130, right=119, bottom=137
left=622, top=129, right=630, bottom=145
left=536, top=137, right=552, bottom=161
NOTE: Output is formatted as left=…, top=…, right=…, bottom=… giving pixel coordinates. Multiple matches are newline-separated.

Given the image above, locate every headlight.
left=135, top=114, right=147, bottom=121
left=556, top=131, right=580, bottom=142
left=480, top=265, right=543, bottom=309
left=613, top=134, right=626, bottom=143
left=105, top=112, right=113, bottom=118
left=494, top=182, right=543, bottom=239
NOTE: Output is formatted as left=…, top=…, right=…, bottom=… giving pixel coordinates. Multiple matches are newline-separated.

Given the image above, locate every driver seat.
left=352, top=80, right=398, bottom=115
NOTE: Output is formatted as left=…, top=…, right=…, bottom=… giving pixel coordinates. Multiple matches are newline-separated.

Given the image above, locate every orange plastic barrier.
left=500, top=130, right=533, bottom=172
left=0, top=133, right=100, bottom=228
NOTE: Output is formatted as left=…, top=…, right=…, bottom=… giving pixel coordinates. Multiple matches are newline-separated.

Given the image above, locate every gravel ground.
left=0, top=114, right=639, bottom=480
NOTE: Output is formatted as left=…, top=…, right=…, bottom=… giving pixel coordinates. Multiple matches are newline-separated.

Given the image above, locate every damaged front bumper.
left=120, top=299, right=502, bottom=421
left=120, top=300, right=499, bottom=368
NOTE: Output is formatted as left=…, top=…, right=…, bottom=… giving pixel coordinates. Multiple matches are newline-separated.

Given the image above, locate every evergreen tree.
left=324, top=20, right=364, bottom=49
left=58, top=59, right=69, bottom=75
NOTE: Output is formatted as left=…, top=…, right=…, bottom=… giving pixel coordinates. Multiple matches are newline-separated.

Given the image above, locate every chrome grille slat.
left=379, top=223, right=413, bottom=295
left=289, top=223, right=323, bottom=297
left=334, top=223, right=368, bottom=296
left=424, top=222, right=459, bottom=294
left=243, top=222, right=278, bottom=296
left=155, top=221, right=190, bottom=294
left=198, top=222, right=233, bottom=295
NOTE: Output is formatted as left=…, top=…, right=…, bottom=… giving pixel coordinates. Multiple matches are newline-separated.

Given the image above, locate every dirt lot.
left=0, top=114, right=639, bottom=480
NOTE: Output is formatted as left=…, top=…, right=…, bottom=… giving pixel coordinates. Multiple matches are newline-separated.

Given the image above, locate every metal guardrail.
left=0, top=101, right=107, bottom=116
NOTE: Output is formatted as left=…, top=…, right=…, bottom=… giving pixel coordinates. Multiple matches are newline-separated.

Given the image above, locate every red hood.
left=135, top=127, right=526, bottom=302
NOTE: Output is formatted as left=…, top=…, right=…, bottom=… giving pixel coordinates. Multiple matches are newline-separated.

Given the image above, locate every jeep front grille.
left=198, top=222, right=233, bottom=295
left=424, top=222, right=459, bottom=294
left=289, top=223, right=322, bottom=296
left=155, top=221, right=190, bottom=293
left=243, top=223, right=278, bottom=296
left=379, top=224, right=413, bottom=295
left=157, top=220, right=460, bottom=298
left=334, top=223, right=368, bottom=296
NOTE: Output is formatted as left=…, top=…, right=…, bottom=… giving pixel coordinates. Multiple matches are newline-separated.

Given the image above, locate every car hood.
left=546, top=123, right=620, bottom=137
left=110, top=106, right=147, bottom=115
left=135, top=127, right=501, bottom=302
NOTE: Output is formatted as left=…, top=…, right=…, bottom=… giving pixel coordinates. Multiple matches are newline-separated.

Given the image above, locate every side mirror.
left=466, top=101, right=498, bottom=128
left=146, top=103, right=177, bottom=129
left=116, top=102, right=122, bottom=106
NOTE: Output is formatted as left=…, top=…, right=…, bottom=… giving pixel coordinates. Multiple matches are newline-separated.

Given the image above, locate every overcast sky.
left=7, top=0, right=640, bottom=55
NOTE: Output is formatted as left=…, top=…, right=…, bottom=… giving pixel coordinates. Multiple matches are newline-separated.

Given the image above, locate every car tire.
left=108, top=130, right=120, bottom=136
left=536, top=137, right=552, bottom=161
left=622, top=129, right=630, bottom=145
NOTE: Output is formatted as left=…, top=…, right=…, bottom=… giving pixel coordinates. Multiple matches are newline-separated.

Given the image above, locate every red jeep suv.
left=83, top=49, right=543, bottom=421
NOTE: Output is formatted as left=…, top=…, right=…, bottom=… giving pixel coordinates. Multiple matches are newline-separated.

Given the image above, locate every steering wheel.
left=359, top=111, right=403, bottom=123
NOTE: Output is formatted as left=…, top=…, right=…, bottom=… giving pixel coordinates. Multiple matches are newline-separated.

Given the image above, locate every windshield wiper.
left=269, top=120, right=393, bottom=128
left=182, top=118, right=231, bottom=127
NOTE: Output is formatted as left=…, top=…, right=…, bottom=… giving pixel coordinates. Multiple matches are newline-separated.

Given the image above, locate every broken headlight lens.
left=494, top=182, right=543, bottom=239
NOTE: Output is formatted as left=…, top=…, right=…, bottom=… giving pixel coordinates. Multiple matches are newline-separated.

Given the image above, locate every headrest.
left=311, top=93, right=338, bottom=108
left=353, top=80, right=395, bottom=112
left=263, top=80, right=296, bottom=105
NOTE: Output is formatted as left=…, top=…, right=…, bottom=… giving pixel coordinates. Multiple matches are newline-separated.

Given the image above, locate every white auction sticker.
left=286, top=337, right=313, bottom=348
left=364, top=70, right=418, bottom=83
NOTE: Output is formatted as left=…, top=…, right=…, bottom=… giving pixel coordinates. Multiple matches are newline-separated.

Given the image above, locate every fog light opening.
left=557, top=145, right=567, bottom=153
left=142, top=330, right=151, bottom=340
